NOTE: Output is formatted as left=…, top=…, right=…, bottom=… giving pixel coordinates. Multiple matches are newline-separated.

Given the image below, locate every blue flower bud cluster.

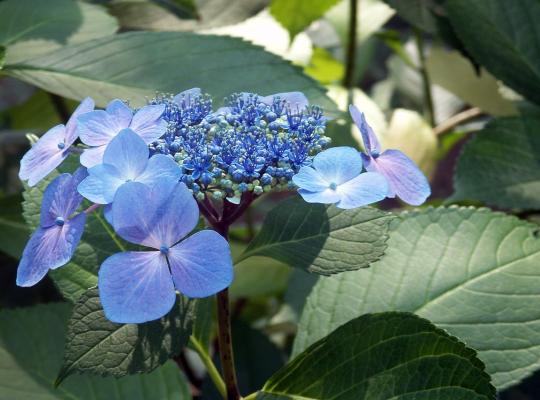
left=148, top=92, right=330, bottom=201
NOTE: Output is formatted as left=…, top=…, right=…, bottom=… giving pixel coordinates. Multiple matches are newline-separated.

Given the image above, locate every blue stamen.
left=55, top=217, right=65, bottom=226
left=57, top=142, right=66, bottom=150
left=329, top=182, right=338, bottom=191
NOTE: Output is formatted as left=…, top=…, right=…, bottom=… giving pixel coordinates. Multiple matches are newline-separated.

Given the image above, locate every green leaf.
left=0, top=303, right=191, bottom=399
left=257, top=312, right=495, bottom=400
left=294, top=207, right=540, bottom=390
left=0, top=195, right=29, bottom=259
left=237, top=196, right=394, bottom=275
left=3, top=32, right=336, bottom=114
left=190, top=297, right=216, bottom=352
left=270, top=0, right=340, bottom=40
left=0, top=0, right=118, bottom=64
left=453, top=117, right=540, bottom=210
left=446, top=0, right=540, bottom=105
left=22, top=167, right=127, bottom=301
left=382, top=0, right=440, bottom=33
left=426, top=47, right=517, bottom=116
left=57, top=288, right=195, bottom=383
left=304, top=47, right=344, bottom=84
left=111, top=0, right=267, bottom=31
left=0, top=45, right=5, bottom=70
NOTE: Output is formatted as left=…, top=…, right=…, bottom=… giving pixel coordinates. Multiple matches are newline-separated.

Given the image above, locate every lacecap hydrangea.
left=16, top=88, right=430, bottom=323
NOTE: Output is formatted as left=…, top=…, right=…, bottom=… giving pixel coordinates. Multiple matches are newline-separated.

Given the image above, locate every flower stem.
left=189, top=337, right=226, bottom=398
left=414, top=28, right=435, bottom=126
left=343, top=0, right=358, bottom=88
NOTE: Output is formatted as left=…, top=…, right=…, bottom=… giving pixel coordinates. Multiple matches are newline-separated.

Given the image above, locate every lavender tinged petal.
left=292, top=166, right=330, bottom=192
left=364, top=149, right=431, bottom=206
left=41, top=169, right=86, bottom=227
left=172, top=88, right=201, bottom=105
left=105, top=99, right=133, bottom=127
left=80, top=145, right=107, bottom=168
left=98, top=251, right=176, bottom=323
left=130, top=104, right=167, bottom=143
left=112, top=181, right=198, bottom=248
left=260, top=92, right=309, bottom=109
left=17, top=212, right=86, bottom=287
left=312, top=147, right=363, bottom=185
left=77, top=164, right=124, bottom=204
left=103, top=204, right=113, bottom=225
left=336, top=172, right=388, bottom=209
left=65, top=97, right=95, bottom=144
left=349, top=104, right=381, bottom=156
left=297, top=188, right=342, bottom=204
left=103, top=129, right=149, bottom=179
left=19, top=125, right=66, bottom=186
left=169, top=231, right=233, bottom=298
left=78, top=110, right=124, bottom=146
left=136, top=154, right=182, bottom=186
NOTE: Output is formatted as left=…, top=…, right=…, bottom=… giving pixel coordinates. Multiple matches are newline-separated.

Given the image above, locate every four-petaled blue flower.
left=78, top=99, right=167, bottom=167
left=349, top=105, right=431, bottom=206
left=19, top=98, right=94, bottom=186
left=17, top=168, right=88, bottom=286
left=98, top=181, right=233, bottom=323
left=77, top=129, right=181, bottom=204
left=292, top=147, right=389, bottom=209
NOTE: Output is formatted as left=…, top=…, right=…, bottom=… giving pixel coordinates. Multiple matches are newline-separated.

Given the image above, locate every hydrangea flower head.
left=19, top=98, right=94, bottom=186
left=99, top=180, right=233, bottom=323
left=349, top=105, right=431, bottom=206
left=292, top=147, right=388, bottom=209
left=150, top=91, right=330, bottom=201
left=77, top=129, right=181, bottom=204
left=17, top=168, right=87, bottom=286
left=78, top=99, right=167, bottom=167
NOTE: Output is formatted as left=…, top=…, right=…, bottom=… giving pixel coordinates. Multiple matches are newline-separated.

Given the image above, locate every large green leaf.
left=0, top=195, right=29, bottom=259
left=294, top=207, right=540, bottom=390
left=270, top=0, right=340, bottom=40
left=110, top=0, right=268, bottom=32
left=0, top=303, right=191, bottom=399
left=383, top=0, right=440, bottom=33
left=453, top=117, right=540, bottom=210
left=22, top=167, right=127, bottom=302
left=57, top=288, right=195, bottom=383
left=3, top=31, right=336, bottom=114
left=255, top=312, right=495, bottom=400
left=237, top=196, right=394, bottom=275
left=446, top=0, right=540, bottom=105
left=0, top=0, right=118, bottom=64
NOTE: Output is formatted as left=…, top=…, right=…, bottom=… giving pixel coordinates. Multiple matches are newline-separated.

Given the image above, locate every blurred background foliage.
left=1, top=0, right=539, bottom=399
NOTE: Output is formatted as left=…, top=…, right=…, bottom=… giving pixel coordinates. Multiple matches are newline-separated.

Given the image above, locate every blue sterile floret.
left=149, top=91, right=331, bottom=201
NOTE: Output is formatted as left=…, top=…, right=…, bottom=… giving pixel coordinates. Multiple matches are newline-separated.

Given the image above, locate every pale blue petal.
left=365, top=149, right=431, bottom=206
left=112, top=181, right=198, bottom=248
left=136, top=154, right=182, bottom=187
left=105, top=99, right=133, bottom=127
left=41, top=169, right=86, bottom=226
left=98, top=251, right=176, bottom=323
left=173, top=88, right=201, bottom=105
left=17, top=213, right=86, bottom=287
left=103, top=129, right=149, bottom=180
left=19, top=125, right=66, bottom=186
left=169, top=230, right=233, bottom=298
left=130, top=104, right=167, bottom=143
left=312, top=147, right=363, bottom=185
left=297, top=188, right=341, bottom=204
left=65, top=97, right=95, bottom=144
left=78, top=164, right=124, bottom=204
left=349, top=104, right=381, bottom=156
left=80, top=145, right=107, bottom=168
left=292, top=166, right=329, bottom=192
left=103, top=204, right=113, bottom=225
left=336, top=172, right=388, bottom=209
left=260, top=92, right=309, bottom=109
left=78, top=111, right=124, bottom=146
